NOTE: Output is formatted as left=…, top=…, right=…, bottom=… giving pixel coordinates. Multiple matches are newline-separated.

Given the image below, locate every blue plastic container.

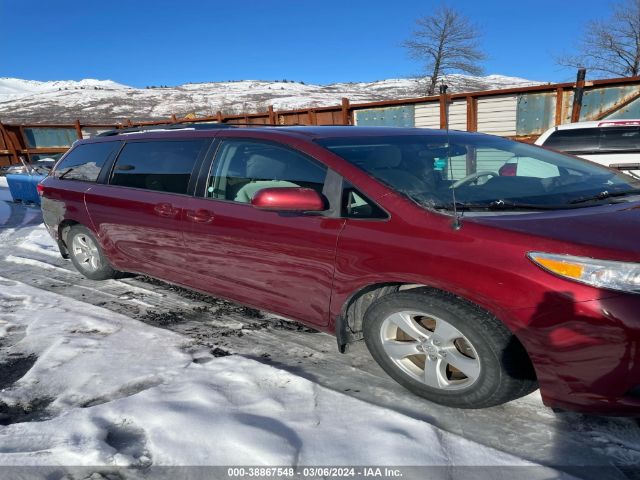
left=5, top=173, right=46, bottom=206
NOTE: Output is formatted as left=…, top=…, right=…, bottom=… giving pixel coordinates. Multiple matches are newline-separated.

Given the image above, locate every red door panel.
left=84, top=185, right=191, bottom=276
left=183, top=198, right=345, bottom=326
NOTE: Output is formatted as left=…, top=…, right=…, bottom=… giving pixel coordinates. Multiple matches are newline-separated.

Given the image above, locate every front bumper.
left=509, top=293, right=640, bottom=415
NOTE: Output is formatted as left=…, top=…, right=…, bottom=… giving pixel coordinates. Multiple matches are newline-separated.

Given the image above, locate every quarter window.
left=53, top=142, right=120, bottom=182
left=110, top=140, right=208, bottom=195
left=207, top=140, right=327, bottom=203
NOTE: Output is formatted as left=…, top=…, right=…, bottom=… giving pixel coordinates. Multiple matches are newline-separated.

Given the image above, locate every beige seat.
left=234, top=154, right=299, bottom=203
left=367, top=146, right=424, bottom=192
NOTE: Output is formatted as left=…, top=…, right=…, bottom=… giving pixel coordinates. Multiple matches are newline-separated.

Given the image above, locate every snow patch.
left=0, top=277, right=565, bottom=470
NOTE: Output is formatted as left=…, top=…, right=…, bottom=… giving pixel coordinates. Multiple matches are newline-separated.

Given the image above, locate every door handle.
left=186, top=208, right=214, bottom=224
left=154, top=203, right=179, bottom=218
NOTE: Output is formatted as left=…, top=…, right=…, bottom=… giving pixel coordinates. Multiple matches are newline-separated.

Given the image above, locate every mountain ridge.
left=0, top=74, right=545, bottom=124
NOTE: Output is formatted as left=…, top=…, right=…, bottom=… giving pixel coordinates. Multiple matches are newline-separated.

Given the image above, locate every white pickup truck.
left=535, top=119, right=640, bottom=177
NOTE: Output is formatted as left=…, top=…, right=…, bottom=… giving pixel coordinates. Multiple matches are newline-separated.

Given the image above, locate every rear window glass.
left=600, top=126, right=640, bottom=151
left=110, top=140, right=208, bottom=195
left=53, top=142, right=120, bottom=182
left=543, top=126, right=640, bottom=153
left=542, top=128, right=599, bottom=153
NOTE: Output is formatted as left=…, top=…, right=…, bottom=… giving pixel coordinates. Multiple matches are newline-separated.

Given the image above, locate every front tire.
left=67, top=225, right=121, bottom=280
left=363, top=289, right=537, bottom=409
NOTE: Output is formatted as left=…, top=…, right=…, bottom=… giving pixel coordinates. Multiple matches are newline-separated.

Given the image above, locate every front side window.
left=207, top=139, right=327, bottom=203
left=110, top=140, right=208, bottom=195
left=53, top=142, right=120, bottom=182
left=317, top=134, right=640, bottom=213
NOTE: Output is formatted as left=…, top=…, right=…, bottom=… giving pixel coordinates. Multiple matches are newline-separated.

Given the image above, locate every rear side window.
left=110, top=140, right=208, bottom=195
left=53, top=142, right=120, bottom=181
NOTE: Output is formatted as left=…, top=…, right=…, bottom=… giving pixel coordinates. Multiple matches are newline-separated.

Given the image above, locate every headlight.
left=528, top=252, right=640, bottom=293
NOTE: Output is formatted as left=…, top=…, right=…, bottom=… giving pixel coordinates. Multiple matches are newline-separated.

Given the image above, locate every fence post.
left=216, top=111, right=223, bottom=123
left=341, top=98, right=351, bottom=125
left=307, top=109, right=317, bottom=125
left=268, top=105, right=276, bottom=125
left=171, top=114, right=178, bottom=122
left=439, top=85, right=449, bottom=129
left=555, top=87, right=564, bottom=126
left=0, top=122, right=20, bottom=165
left=465, top=96, right=477, bottom=132
left=571, top=68, right=586, bottom=123
left=74, top=119, right=83, bottom=139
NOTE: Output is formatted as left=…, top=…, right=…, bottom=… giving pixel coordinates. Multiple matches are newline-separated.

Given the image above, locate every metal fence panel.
left=23, top=128, right=77, bottom=148
left=581, top=85, right=640, bottom=121
left=354, top=105, right=415, bottom=127
left=516, top=92, right=556, bottom=136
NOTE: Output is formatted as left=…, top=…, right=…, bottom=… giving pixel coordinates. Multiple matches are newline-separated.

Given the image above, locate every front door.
left=183, top=138, right=344, bottom=326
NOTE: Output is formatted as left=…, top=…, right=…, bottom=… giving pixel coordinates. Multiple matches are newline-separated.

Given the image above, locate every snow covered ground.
left=0, top=183, right=638, bottom=479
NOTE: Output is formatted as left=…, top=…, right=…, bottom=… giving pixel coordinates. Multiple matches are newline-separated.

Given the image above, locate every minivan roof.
left=86, top=124, right=463, bottom=142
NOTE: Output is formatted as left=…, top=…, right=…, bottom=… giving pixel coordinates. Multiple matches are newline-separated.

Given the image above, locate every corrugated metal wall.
left=414, top=100, right=467, bottom=130
left=476, top=95, right=518, bottom=136
left=355, top=84, right=640, bottom=136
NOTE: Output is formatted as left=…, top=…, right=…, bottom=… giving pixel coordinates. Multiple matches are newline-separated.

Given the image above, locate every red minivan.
left=39, top=124, right=640, bottom=414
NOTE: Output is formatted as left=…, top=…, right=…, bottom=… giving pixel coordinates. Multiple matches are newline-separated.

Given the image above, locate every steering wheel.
left=451, top=171, right=499, bottom=189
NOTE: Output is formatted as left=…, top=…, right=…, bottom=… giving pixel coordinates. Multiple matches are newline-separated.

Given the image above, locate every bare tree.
left=403, top=5, right=486, bottom=96
left=557, top=0, right=640, bottom=78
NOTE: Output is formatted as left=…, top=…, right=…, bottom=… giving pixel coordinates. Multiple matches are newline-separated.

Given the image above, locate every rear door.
left=183, top=137, right=345, bottom=327
left=84, top=138, right=211, bottom=277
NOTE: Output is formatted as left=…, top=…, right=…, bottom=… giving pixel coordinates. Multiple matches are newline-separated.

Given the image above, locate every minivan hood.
left=467, top=201, right=640, bottom=260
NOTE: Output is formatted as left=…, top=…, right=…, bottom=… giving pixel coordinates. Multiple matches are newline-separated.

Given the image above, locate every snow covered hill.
left=0, top=75, right=544, bottom=124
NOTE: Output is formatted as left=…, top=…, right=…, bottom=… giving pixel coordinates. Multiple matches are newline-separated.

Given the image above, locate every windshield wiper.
left=568, top=189, right=640, bottom=204
left=431, top=200, right=564, bottom=211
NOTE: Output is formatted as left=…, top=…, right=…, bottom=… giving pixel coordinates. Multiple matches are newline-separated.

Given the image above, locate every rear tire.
left=67, top=225, right=121, bottom=280
left=363, top=289, right=537, bottom=409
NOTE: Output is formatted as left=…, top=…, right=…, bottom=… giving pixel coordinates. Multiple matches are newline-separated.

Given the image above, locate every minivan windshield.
left=317, top=133, right=640, bottom=211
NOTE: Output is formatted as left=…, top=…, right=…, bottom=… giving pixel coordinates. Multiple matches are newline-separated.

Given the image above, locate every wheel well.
left=57, top=220, right=80, bottom=258
left=336, top=283, right=537, bottom=382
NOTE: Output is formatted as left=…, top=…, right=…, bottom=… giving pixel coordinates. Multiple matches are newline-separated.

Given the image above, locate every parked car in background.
left=535, top=120, right=640, bottom=176
left=38, top=124, right=640, bottom=414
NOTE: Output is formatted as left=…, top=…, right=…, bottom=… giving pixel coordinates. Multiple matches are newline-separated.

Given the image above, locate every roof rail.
left=96, top=122, right=348, bottom=137
left=96, top=122, right=240, bottom=137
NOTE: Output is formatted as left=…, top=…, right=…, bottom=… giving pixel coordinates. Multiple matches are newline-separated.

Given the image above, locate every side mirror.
left=251, top=187, right=326, bottom=212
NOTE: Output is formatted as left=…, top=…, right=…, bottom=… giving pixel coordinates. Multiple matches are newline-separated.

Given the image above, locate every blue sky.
left=5, top=0, right=604, bottom=86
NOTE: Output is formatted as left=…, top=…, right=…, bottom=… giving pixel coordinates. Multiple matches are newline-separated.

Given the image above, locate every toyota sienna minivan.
left=39, top=124, right=640, bottom=414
